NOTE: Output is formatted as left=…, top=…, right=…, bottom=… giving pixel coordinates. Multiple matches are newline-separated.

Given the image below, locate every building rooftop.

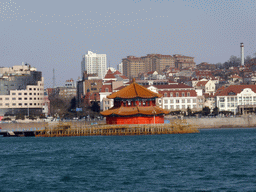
left=101, top=105, right=169, bottom=116
left=107, top=79, right=162, bottom=99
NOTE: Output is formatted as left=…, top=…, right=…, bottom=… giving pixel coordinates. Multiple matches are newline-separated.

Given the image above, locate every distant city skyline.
left=1, top=0, right=255, bottom=87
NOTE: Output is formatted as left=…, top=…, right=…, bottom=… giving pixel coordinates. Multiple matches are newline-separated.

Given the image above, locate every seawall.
left=184, top=115, right=256, bottom=129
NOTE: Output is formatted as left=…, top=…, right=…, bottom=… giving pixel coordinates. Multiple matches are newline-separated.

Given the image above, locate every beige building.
left=122, top=56, right=145, bottom=79
left=152, top=55, right=175, bottom=73
left=0, top=64, right=44, bottom=116
left=173, top=54, right=196, bottom=69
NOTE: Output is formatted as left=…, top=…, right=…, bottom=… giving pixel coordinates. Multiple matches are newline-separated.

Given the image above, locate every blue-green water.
left=0, top=129, right=256, bottom=191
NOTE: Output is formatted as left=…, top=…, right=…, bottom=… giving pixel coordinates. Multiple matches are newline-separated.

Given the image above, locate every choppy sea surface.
left=0, top=128, right=256, bottom=191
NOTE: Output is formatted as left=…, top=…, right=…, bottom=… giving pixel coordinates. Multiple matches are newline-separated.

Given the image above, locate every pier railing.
left=35, top=120, right=199, bottom=137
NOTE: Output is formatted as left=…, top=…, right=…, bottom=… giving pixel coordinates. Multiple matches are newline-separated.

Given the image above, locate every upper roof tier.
left=107, top=79, right=162, bottom=99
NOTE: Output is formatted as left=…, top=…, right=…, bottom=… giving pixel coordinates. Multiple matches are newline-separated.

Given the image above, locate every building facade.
left=0, top=64, right=44, bottom=116
left=215, top=85, right=256, bottom=114
left=81, top=51, right=107, bottom=79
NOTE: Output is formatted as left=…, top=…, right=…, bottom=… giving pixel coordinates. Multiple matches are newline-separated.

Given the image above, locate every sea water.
left=0, top=128, right=255, bottom=191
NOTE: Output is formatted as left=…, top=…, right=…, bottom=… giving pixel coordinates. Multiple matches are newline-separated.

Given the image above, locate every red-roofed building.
left=103, top=69, right=117, bottom=82
left=215, top=85, right=256, bottom=114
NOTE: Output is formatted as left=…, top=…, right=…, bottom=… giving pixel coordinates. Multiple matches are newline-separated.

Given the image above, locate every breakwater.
left=182, top=115, right=256, bottom=129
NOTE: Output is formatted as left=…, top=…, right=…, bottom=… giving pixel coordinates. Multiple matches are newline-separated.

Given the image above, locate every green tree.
left=187, top=107, right=192, bottom=116
left=202, top=106, right=211, bottom=116
left=212, top=107, right=219, bottom=116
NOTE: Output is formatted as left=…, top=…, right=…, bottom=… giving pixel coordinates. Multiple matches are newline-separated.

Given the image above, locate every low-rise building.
left=0, top=64, right=44, bottom=116
left=215, top=85, right=256, bottom=114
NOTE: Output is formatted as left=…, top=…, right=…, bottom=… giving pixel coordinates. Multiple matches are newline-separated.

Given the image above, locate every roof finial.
left=132, top=78, right=136, bottom=83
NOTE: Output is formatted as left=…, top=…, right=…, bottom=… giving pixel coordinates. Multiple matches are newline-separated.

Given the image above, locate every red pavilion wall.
left=106, top=116, right=164, bottom=124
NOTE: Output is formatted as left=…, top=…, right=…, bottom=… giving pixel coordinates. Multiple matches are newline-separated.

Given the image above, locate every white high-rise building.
left=118, top=62, right=123, bottom=74
left=81, top=51, right=107, bottom=79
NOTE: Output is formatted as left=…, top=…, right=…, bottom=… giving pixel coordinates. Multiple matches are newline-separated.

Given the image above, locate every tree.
left=68, top=97, right=77, bottom=112
left=186, top=107, right=192, bottom=116
left=202, top=106, right=211, bottom=116
left=91, top=101, right=100, bottom=113
left=212, top=107, right=219, bottom=116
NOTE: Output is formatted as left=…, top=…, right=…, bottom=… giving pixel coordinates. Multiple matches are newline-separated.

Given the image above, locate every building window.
left=30, top=103, right=32, bottom=106
left=187, top=99, right=191, bottom=103
left=18, top=98, right=22, bottom=100
left=182, top=105, right=185, bottom=109
left=5, top=98, right=9, bottom=100
left=29, top=88, right=32, bottom=90
left=182, top=99, right=185, bottom=103
left=12, top=98, right=16, bottom=100
left=24, top=103, right=27, bottom=106
left=164, top=93, right=167, bottom=97
left=34, top=93, right=36, bottom=95
left=176, top=105, right=180, bottom=109
left=12, top=93, right=15, bottom=95
left=187, top=92, right=190, bottom=96
left=164, top=100, right=168, bottom=104
left=176, top=99, right=180, bottom=103
left=18, top=93, right=22, bottom=95
left=170, top=92, right=173, bottom=97
left=24, top=98, right=27, bottom=100
left=19, top=103, right=22, bottom=106
left=34, top=103, right=37, bottom=106
left=105, top=88, right=109, bottom=92
left=182, top=92, right=185, bottom=97
left=170, top=99, right=174, bottom=103
left=159, top=99, right=161, bottom=104
left=220, top=97, right=225, bottom=102
left=12, top=103, right=16, bottom=106
left=193, top=99, right=196, bottom=103
left=24, top=93, right=27, bottom=95
left=176, top=93, right=179, bottom=97
left=193, top=105, right=196, bottom=109
left=164, top=105, right=168, bottom=109
left=5, top=103, right=9, bottom=106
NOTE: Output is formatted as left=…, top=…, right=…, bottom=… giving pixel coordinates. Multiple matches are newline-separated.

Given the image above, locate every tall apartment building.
left=0, top=64, right=44, bottom=116
left=122, top=54, right=192, bottom=79
left=81, top=51, right=107, bottom=79
left=122, top=56, right=145, bottom=79
left=153, top=54, right=175, bottom=72
left=173, top=54, right=195, bottom=69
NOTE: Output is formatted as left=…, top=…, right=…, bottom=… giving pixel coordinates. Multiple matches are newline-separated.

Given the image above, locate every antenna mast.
left=53, top=68, right=56, bottom=88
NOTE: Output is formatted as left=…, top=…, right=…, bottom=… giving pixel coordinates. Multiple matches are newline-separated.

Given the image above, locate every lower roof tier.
left=101, top=106, right=169, bottom=116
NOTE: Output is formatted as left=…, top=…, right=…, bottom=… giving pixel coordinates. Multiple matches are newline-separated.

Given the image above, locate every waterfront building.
left=215, top=85, right=256, bottom=114
left=101, top=79, right=169, bottom=124
left=0, top=64, right=44, bottom=116
left=145, top=83, right=202, bottom=111
left=81, top=51, right=107, bottom=79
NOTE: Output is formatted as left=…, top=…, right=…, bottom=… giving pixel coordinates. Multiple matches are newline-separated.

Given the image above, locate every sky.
left=1, top=0, right=256, bottom=87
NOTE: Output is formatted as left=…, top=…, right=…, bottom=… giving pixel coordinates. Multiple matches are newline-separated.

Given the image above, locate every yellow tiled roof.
left=107, top=80, right=162, bottom=99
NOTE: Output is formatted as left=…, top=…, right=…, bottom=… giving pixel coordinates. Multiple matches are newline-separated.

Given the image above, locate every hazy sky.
left=1, top=0, right=256, bottom=87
